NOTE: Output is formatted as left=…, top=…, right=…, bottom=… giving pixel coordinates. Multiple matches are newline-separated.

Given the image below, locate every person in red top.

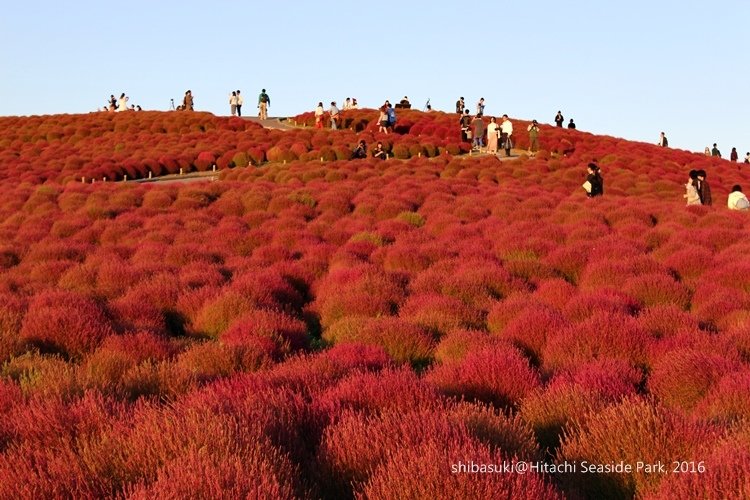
left=731, top=147, right=739, bottom=162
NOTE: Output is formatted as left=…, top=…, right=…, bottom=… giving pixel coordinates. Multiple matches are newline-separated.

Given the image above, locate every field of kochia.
left=0, top=109, right=747, bottom=498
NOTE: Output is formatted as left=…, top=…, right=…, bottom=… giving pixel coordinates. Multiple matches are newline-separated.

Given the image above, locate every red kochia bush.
left=425, top=343, right=541, bottom=408
left=19, top=290, right=115, bottom=357
left=359, top=437, right=562, bottom=500
left=693, top=369, right=750, bottom=423
left=399, top=292, right=484, bottom=336
left=220, top=308, right=309, bottom=355
left=313, top=367, right=439, bottom=422
left=557, top=398, right=717, bottom=499
left=542, top=311, right=651, bottom=373
left=648, top=348, right=743, bottom=412
left=646, top=440, right=750, bottom=500
left=494, top=303, right=569, bottom=362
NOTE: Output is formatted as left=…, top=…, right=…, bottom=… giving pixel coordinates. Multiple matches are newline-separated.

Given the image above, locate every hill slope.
left=0, top=110, right=748, bottom=498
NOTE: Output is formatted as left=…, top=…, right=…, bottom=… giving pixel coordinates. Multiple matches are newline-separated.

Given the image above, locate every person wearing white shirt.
left=500, top=114, right=513, bottom=157
left=314, top=102, right=324, bottom=129
left=117, top=93, right=128, bottom=112
left=229, top=91, right=238, bottom=116
left=486, top=117, right=499, bottom=153
left=728, top=185, right=750, bottom=210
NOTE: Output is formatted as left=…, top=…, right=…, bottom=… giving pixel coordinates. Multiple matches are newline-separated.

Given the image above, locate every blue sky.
left=1, top=1, right=747, bottom=154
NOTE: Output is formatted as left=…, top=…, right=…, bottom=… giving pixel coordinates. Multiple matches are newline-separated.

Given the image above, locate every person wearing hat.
left=583, top=163, right=603, bottom=197
left=684, top=170, right=702, bottom=205
left=527, top=119, right=540, bottom=154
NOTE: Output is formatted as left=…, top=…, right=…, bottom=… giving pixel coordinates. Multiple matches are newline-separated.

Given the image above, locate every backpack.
left=387, top=108, right=396, bottom=124
left=260, top=93, right=269, bottom=103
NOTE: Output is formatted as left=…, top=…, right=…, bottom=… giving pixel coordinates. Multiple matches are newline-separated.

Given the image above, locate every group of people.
left=352, top=140, right=387, bottom=160
left=226, top=88, right=270, bottom=118
left=554, top=111, right=576, bottom=129
left=102, top=93, right=142, bottom=112
left=460, top=112, right=516, bottom=156
left=702, top=144, right=749, bottom=163
left=684, top=169, right=750, bottom=210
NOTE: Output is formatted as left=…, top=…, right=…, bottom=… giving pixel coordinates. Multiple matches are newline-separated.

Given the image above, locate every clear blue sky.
left=1, top=1, right=747, bottom=154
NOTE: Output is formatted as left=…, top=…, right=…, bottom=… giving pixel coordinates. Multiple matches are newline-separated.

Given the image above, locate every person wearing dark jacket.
left=568, top=119, right=576, bottom=129
left=353, top=140, right=367, bottom=159
left=731, top=147, right=739, bottom=162
left=697, top=169, right=712, bottom=206
left=555, top=111, right=564, bottom=127
left=584, top=163, right=603, bottom=197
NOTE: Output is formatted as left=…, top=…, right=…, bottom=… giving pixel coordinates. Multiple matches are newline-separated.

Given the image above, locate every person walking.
left=330, top=101, right=340, bottom=130
left=658, top=132, right=668, bottom=147
left=229, top=91, right=238, bottom=116
left=697, top=170, right=712, bottom=206
left=378, top=106, right=389, bottom=134
left=500, top=114, right=513, bottom=157
left=258, top=88, right=270, bottom=119
left=486, top=117, right=499, bottom=154
left=527, top=120, right=540, bottom=154
left=472, top=113, right=485, bottom=151
left=315, top=102, right=324, bottom=129
left=728, top=185, right=750, bottom=210
left=183, top=90, right=194, bottom=111
left=386, top=104, right=397, bottom=132
left=685, top=170, right=702, bottom=205
left=236, top=90, right=243, bottom=116
left=711, top=143, right=721, bottom=158
left=555, top=111, right=564, bottom=127
left=456, top=97, right=465, bottom=114
left=730, top=147, right=739, bottom=162
left=584, top=163, right=604, bottom=197
left=459, top=110, right=472, bottom=143
left=568, top=118, right=576, bottom=129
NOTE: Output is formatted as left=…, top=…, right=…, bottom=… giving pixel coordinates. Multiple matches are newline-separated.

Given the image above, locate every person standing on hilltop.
left=568, top=118, right=576, bottom=129
left=711, top=143, right=721, bottom=158
left=476, top=97, right=485, bottom=115
left=459, top=109, right=472, bottom=143
left=236, top=90, right=243, bottom=116
left=527, top=120, right=540, bottom=154
left=258, top=89, right=270, bottom=119
left=183, top=90, right=194, bottom=111
left=658, top=132, right=668, bottom=147
left=315, top=102, right=324, bottom=129
left=487, top=117, right=499, bottom=154
left=555, top=111, right=564, bottom=127
left=730, top=147, right=738, bottom=162
left=472, top=113, right=485, bottom=151
left=229, top=91, right=238, bottom=116
left=500, top=114, right=513, bottom=157
left=456, top=97, right=465, bottom=114
left=745, top=152, right=750, bottom=164
left=697, top=170, right=712, bottom=206
left=117, top=93, right=128, bottom=112
left=330, top=101, right=340, bottom=130
left=704, top=147, right=711, bottom=156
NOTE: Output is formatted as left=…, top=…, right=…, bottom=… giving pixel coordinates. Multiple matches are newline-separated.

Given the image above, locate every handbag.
left=582, top=181, right=592, bottom=193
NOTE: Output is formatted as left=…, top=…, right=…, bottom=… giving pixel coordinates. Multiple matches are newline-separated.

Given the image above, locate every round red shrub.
left=19, top=290, right=115, bottom=357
